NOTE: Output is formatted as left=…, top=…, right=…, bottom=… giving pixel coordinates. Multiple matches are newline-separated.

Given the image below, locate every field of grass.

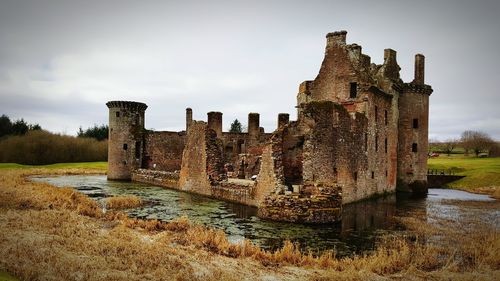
left=428, top=156, right=500, bottom=197
left=0, top=271, right=19, bottom=281
left=0, top=167, right=499, bottom=280
left=0, top=162, right=107, bottom=171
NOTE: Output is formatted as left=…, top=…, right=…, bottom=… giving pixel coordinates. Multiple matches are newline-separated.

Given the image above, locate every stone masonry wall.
left=178, top=121, right=212, bottom=196
left=107, top=101, right=147, bottom=180
left=132, top=169, right=179, bottom=188
left=144, top=131, right=185, bottom=172
left=397, top=84, right=431, bottom=192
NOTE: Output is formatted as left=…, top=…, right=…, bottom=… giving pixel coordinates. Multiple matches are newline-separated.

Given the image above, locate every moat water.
left=32, top=175, right=498, bottom=257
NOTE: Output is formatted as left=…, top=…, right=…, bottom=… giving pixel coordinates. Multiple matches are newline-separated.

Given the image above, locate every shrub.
left=105, top=195, right=143, bottom=210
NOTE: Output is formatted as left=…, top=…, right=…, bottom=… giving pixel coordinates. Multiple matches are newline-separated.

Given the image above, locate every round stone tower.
left=106, top=101, right=148, bottom=180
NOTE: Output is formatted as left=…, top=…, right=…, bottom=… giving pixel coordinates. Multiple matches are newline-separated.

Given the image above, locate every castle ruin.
left=107, top=31, right=433, bottom=223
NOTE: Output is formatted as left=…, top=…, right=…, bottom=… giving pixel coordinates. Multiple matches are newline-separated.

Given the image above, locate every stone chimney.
left=207, top=111, right=222, bottom=137
left=278, top=113, right=289, bottom=128
left=414, top=54, right=425, bottom=85
left=248, top=113, right=260, bottom=138
left=186, top=108, right=192, bottom=131
left=326, top=30, right=347, bottom=48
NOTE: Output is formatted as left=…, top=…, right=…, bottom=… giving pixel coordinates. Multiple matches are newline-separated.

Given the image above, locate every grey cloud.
left=0, top=0, right=499, bottom=139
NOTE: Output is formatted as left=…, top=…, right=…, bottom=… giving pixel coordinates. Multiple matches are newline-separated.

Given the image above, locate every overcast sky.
left=0, top=0, right=499, bottom=140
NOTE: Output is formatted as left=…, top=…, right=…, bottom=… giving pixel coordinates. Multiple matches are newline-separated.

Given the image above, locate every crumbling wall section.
left=308, top=31, right=373, bottom=103
left=252, top=143, right=284, bottom=206
left=178, top=121, right=212, bottom=196
left=281, top=125, right=304, bottom=186
left=205, top=128, right=227, bottom=184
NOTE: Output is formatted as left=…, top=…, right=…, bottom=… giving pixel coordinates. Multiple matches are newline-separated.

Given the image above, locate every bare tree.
left=461, top=130, right=494, bottom=157
left=441, top=138, right=459, bottom=156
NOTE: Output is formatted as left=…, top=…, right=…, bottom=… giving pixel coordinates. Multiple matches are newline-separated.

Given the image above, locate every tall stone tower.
left=397, top=55, right=433, bottom=192
left=106, top=101, right=148, bottom=180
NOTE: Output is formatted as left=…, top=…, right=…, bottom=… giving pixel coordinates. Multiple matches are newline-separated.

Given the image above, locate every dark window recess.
left=385, top=170, right=388, bottom=177
left=375, top=135, right=379, bottom=152
left=412, top=143, right=418, bottom=152
left=123, top=143, right=128, bottom=150
left=116, top=111, right=120, bottom=117
left=354, top=172, right=358, bottom=181
left=375, top=106, right=378, bottom=122
left=135, top=141, right=141, bottom=158
left=384, top=110, right=388, bottom=125
left=384, top=138, right=388, bottom=153
left=413, top=118, right=419, bottom=129
left=350, top=82, right=357, bottom=98
left=371, top=171, right=374, bottom=179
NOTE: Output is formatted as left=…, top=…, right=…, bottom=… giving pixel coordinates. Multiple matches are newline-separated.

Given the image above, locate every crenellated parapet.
left=107, top=100, right=147, bottom=180
left=106, top=101, right=148, bottom=111
left=403, top=83, right=433, bottom=95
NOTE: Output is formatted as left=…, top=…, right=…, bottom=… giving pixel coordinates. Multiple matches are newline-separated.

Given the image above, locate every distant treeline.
left=0, top=114, right=41, bottom=138
left=77, top=124, right=108, bottom=141
left=0, top=114, right=108, bottom=164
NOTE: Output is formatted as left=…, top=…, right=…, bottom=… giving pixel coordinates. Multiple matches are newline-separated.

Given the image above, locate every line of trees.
left=77, top=124, right=109, bottom=141
left=430, top=130, right=499, bottom=157
left=0, top=114, right=41, bottom=138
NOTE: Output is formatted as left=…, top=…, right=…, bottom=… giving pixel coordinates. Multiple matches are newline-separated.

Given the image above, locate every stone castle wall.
left=107, top=30, right=432, bottom=223
left=397, top=83, right=432, bottom=192
left=143, top=131, right=186, bottom=172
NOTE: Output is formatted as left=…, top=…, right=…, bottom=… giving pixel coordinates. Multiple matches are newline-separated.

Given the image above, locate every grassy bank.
left=428, top=156, right=500, bottom=197
left=0, top=167, right=498, bottom=280
left=0, top=162, right=107, bottom=171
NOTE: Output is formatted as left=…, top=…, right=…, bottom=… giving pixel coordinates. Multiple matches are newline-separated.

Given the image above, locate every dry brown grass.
left=105, top=195, right=143, bottom=210
left=1, top=168, right=499, bottom=281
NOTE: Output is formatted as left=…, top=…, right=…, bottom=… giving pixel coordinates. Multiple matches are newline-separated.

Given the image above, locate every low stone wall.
left=132, top=169, right=180, bottom=188
left=133, top=168, right=260, bottom=206
left=214, top=182, right=257, bottom=206
left=427, top=175, right=465, bottom=188
left=258, top=189, right=342, bottom=223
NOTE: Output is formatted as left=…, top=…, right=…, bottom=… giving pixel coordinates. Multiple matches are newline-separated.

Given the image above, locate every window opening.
left=412, top=143, right=418, bottom=152
left=135, top=141, right=140, bottom=159
left=413, top=118, right=419, bottom=129
left=350, top=82, right=357, bottom=98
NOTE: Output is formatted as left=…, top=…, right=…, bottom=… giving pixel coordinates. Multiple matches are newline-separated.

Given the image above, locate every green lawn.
left=0, top=162, right=107, bottom=171
left=0, top=271, right=19, bottom=281
left=428, top=156, right=500, bottom=189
